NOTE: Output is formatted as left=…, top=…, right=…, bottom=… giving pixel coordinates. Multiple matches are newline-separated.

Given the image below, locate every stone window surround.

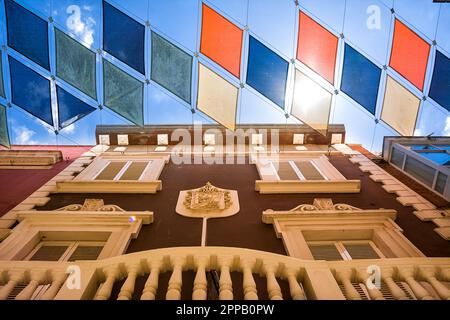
left=0, top=209, right=153, bottom=261
left=56, top=154, right=169, bottom=194
left=262, top=199, right=425, bottom=260
left=254, top=155, right=361, bottom=194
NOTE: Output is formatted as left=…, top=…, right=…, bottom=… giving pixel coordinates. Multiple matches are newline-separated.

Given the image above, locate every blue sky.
left=0, top=0, right=449, bottom=151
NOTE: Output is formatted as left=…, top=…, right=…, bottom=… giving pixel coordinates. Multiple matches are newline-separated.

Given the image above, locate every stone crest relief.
left=176, top=182, right=239, bottom=218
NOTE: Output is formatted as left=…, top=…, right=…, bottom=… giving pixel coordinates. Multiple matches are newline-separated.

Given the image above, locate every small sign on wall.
left=157, top=134, right=169, bottom=146
left=293, top=134, right=304, bottom=145
left=251, top=134, right=263, bottom=145
left=99, top=134, right=110, bottom=145
left=331, top=134, right=343, bottom=144
left=117, top=134, right=129, bottom=146
left=204, top=134, right=216, bottom=145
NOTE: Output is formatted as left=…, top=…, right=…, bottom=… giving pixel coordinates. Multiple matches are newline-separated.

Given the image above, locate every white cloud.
left=12, top=125, right=38, bottom=145
left=151, top=89, right=170, bottom=103
left=61, top=123, right=76, bottom=134
left=414, top=128, right=422, bottom=136
left=66, top=5, right=95, bottom=48
left=444, top=116, right=450, bottom=136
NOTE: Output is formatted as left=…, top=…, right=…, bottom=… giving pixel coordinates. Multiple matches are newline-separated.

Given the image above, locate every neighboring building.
left=383, top=137, right=450, bottom=201
left=0, top=125, right=449, bottom=300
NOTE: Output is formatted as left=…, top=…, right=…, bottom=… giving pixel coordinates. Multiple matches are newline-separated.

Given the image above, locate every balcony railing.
left=0, top=247, right=449, bottom=300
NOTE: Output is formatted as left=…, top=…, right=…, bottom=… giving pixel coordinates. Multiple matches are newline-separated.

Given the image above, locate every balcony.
left=0, top=247, right=449, bottom=300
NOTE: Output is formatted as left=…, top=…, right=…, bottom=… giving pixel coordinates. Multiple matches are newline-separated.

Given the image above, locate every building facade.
left=0, top=125, right=449, bottom=300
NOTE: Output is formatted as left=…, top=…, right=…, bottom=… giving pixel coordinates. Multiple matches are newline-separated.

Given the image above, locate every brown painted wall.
left=39, top=156, right=450, bottom=257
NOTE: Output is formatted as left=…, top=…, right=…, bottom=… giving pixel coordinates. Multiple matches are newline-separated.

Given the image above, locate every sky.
left=0, top=0, right=449, bottom=152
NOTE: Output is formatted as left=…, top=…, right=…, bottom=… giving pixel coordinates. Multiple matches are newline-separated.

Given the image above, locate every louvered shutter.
left=68, top=245, right=103, bottom=261
left=119, top=161, right=149, bottom=180
left=275, top=162, right=299, bottom=180
left=95, top=161, right=127, bottom=180
left=344, top=243, right=380, bottom=260
left=308, top=244, right=343, bottom=261
left=29, top=245, right=69, bottom=261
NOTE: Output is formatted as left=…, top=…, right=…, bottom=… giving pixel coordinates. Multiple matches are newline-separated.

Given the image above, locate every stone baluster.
left=286, top=268, right=306, bottom=300
left=141, top=260, right=161, bottom=300
left=241, top=259, right=258, bottom=300
left=440, top=269, right=450, bottom=282
left=420, top=267, right=450, bottom=300
left=94, top=266, right=120, bottom=300
left=356, top=268, right=384, bottom=300
left=399, top=267, right=433, bottom=300
left=334, top=269, right=361, bottom=300
left=381, top=267, right=408, bottom=300
left=0, top=270, right=24, bottom=300
left=15, top=270, right=46, bottom=300
left=166, top=257, right=184, bottom=300
left=117, top=264, right=140, bottom=300
left=192, top=256, right=209, bottom=300
left=218, top=256, right=233, bottom=300
left=263, top=263, right=282, bottom=300
left=41, top=272, right=68, bottom=300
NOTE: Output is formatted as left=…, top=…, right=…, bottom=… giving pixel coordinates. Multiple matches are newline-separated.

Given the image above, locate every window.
left=26, top=241, right=104, bottom=262
left=273, top=161, right=326, bottom=181
left=94, top=160, right=152, bottom=181
left=60, top=154, right=167, bottom=193
left=390, top=147, right=405, bottom=168
left=308, top=241, right=383, bottom=261
left=435, top=172, right=448, bottom=194
left=404, top=156, right=436, bottom=187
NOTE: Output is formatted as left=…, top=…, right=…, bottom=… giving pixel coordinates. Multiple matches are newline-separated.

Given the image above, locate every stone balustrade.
left=0, top=247, right=448, bottom=300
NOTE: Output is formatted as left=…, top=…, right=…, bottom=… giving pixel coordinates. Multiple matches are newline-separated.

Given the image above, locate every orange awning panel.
left=200, top=4, right=243, bottom=78
left=296, top=12, right=338, bottom=84
left=390, top=19, right=430, bottom=91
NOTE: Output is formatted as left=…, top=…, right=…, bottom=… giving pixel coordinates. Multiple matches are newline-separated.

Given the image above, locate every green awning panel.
left=103, top=59, right=144, bottom=126
left=0, top=105, right=10, bottom=148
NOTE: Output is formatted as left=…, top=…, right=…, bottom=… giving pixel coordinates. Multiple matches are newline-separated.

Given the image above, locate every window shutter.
left=275, top=162, right=299, bottom=180
left=294, top=161, right=325, bottom=180
left=68, top=245, right=103, bottom=261
left=29, top=245, right=69, bottom=261
left=308, top=244, right=343, bottom=261
left=95, top=161, right=127, bottom=180
left=119, top=161, right=149, bottom=180
left=344, top=243, right=380, bottom=260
